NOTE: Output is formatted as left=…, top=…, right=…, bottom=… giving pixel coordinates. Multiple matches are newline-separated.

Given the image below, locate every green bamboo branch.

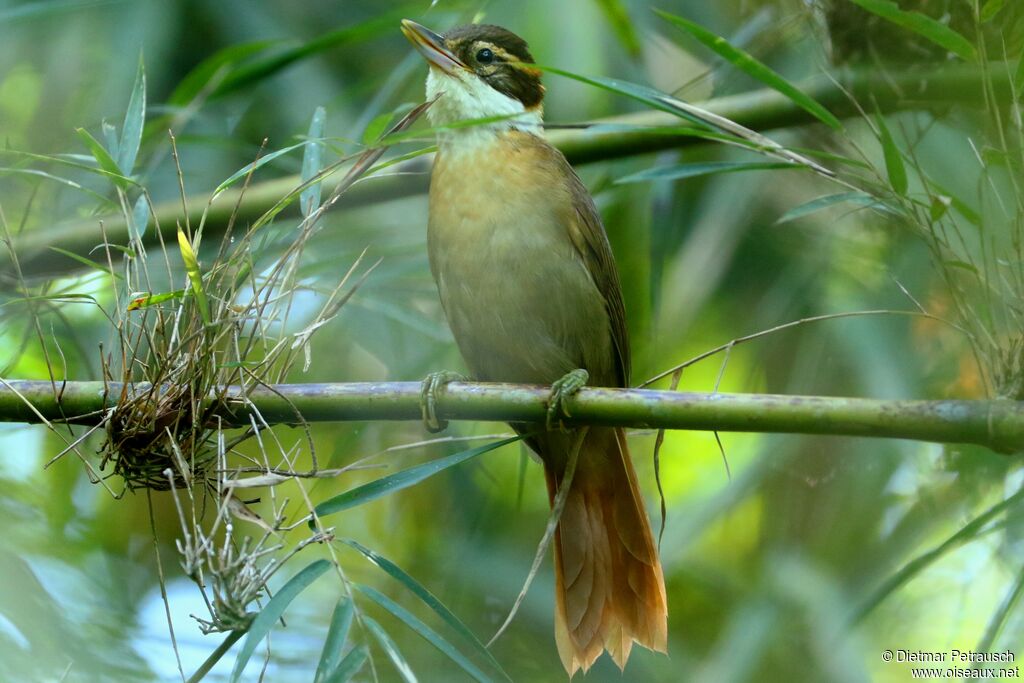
left=7, top=62, right=1010, bottom=275
left=1, top=380, right=1022, bottom=454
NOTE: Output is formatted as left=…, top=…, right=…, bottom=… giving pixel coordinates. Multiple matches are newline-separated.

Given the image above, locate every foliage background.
left=0, top=0, right=1021, bottom=681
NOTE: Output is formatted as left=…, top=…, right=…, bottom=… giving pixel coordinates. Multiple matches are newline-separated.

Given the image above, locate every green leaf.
left=118, top=57, right=146, bottom=175
left=943, top=259, right=980, bottom=274
left=356, top=585, right=493, bottom=683
left=875, top=114, right=908, bottom=196
left=1015, top=54, right=1024, bottom=98
left=213, top=141, right=308, bottom=199
left=177, top=227, right=211, bottom=325
left=0, top=293, right=100, bottom=309
left=654, top=9, right=842, bottom=130
left=0, top=149, right=136, bottom=188
left=0, top=167, right=116, bottom=206
left=315, top=598, right=354, bottom=683
left=75, top=127, right=130, bottom=189
left=212, top=12, right=404, bottom=98
left=593, top=0, right=641, bottom=56
left=980, top=0, right=1008, bottom=22
left=230, top=559, right=332, bottom=682
left=976, top=564, right=1024, bottom=653
left=929, top=195, right=951, bottom=222
left=846, top=0, right=977, bottom=62
left=775, top=192, right=881, bottom=224
left=301, top=106, right=326, bottom=218
left=362, top=111, right=398, bottom=146
left=324, top=644, right=368, bottom=683
left=342, top=540, right=511, bottom=681
left=923, top=177, right=981, bottom=226
left=168, top=40, right=279, bottom=107
left=313, top=436, right=521, bottom=522
left=102, top=121, right=119, bottom=162
left=539, top=64, right=711, bottom=127
left=363, top=616, right=418, bottom=683
left=47, top=247, right=123, bottom=279
left=617, top=160, right=799, bottom=184
left=853, top=487, right=1024, bottom=623
left=127, top=289, right=185, bottom=311
left=0, top=0, right=114, bottom=22
left=131, top=194, right=150, bottom=240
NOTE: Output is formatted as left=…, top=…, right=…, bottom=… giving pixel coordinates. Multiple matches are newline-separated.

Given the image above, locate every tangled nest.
left=100, top=381, right=223, bottom=491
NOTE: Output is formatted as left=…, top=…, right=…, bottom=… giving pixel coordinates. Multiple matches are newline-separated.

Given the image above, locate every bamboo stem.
left=2, top=380, right=1021, bottom=454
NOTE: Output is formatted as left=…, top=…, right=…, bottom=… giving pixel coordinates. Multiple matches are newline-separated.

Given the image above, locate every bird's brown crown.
left=443, top=24, right=545, bottom=109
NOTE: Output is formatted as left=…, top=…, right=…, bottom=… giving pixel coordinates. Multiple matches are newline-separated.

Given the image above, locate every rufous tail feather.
left=543, top=427, right=667, bottom=675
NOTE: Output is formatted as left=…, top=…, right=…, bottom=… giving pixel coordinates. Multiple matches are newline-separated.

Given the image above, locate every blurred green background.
left=1, top=0, right=1022, bottom=681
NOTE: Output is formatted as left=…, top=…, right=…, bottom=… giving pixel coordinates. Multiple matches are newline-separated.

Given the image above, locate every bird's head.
left=401, top=20, right=544, bottom=132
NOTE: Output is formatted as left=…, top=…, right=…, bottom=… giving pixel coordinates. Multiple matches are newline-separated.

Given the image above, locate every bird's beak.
left=401, top=19, right=467, bottom=74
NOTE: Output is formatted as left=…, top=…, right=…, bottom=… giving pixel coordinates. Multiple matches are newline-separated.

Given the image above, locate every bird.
left=401, top=19, right=668, bottom=675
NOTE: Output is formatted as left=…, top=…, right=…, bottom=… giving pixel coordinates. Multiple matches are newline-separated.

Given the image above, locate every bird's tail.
left=543, top=427, right=667, bottom=675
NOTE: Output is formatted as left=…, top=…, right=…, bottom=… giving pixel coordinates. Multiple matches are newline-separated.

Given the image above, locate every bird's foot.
left=546, top=368, right=589, bottom=431
left=420, top=370, right=466, bottom=433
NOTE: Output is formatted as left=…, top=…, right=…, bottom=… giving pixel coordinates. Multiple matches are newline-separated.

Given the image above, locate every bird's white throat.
left=426, top=69, right=543, bottom=151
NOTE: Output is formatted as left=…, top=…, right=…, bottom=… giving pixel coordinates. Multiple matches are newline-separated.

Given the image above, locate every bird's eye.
left=476, top=48, right=494, bottom=63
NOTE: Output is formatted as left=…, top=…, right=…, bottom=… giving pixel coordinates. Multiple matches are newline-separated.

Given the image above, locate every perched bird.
left=401, top=20, right=667, bottom=675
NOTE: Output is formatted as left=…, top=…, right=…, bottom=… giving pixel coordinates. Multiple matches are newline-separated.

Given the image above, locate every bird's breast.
left=427, top=133, right=612, bottom=384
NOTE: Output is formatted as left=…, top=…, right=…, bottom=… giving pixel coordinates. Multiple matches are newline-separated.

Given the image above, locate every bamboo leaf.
left=315, top=597, right=355, bottom=683
left=102, top=121, right=119, bottom=162
left=131, top=194, right=150, bottom=240
left=852, top=487, right=1024, bottom=623
left=177, top=227, right=211, bottom=325
left=127, top=289, right=185, bottom=311
left=342, top=540, right=511, bottom=681
left=213, top=141, right=309, bottom=199
left=775, top=192, right=881, bottom=224
left=312, top=436, right=521, bottom=522
left=356, top=585, right=493, bottom=683
left=617, top=160, right=799, bottom=184
left=324, top=645, right=368, bottom=682
left=539, top=64, right=711, bottom=127
left=230, top=559, right=332, bottom=682
left=975, top=565, right=1024, bottom=653
left=75, top=127, right=129, bottom=189
left=929, top=195, right=951, bottom=222
left=47, top=247, right=123, bottom=279
left=301, top=106, right=327, bottom=218
left=654, top=9, right=842, bottom=130
left=943, top=259, right=980, bottom=274
left=118, top=57, right=146, bottom=175
left=1015, top=54, right=1024, bottom=98
left=846, top=0, right=977, bottom=62
left=923, top=177, right=981, bottom=226
left=0, top=167, right=116, bottom=206
left=875, top=114, right=908, bottom=196
left=981, top=0, right=1008, bottom=22
left=168, top=40, right=279, bottom=107
left=363, top=616, right=418, bottom=683
left=213, top=13, right=404, bottom=97
left=362, top=110, right=399, bottom=146
left=593, top=0, right=641, bottom=56
left=0, top=149, right=136, bottom=188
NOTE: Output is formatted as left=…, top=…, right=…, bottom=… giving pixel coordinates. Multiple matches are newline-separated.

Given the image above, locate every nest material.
left=101, top=383, right=218, bottom=491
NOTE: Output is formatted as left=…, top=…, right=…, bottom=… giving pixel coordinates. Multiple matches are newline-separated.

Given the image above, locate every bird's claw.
left=420, top=370, right=466, bottom=433
left=546, top=369, right=589, bottom=431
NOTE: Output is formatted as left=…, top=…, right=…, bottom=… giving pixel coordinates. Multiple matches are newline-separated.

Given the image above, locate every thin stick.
left=148, top=489, right=187, bottom=683
left=640, top=309, right=973, bottom=387
left=488, top=428, right=588, bottom=647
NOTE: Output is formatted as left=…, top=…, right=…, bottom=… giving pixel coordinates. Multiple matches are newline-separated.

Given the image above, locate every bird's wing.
left=558, top=150, right=631, bottom=388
